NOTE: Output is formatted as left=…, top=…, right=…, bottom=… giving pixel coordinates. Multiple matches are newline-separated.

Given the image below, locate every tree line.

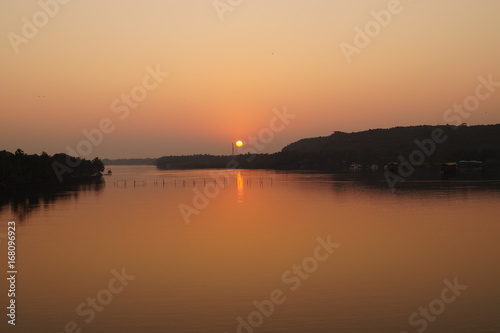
left=157, top=125, right=500, bottom=171
left=0, top=149, right=104, bottom=185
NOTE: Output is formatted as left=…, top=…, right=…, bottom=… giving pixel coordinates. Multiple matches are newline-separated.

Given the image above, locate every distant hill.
left=156, top=155, right=229, bottom=169
left=102, top=158, right=157, bottom=165
left=282, top=124, right=500, bottom=167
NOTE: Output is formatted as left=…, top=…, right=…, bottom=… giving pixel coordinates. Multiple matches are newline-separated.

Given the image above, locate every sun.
left=235, top=140, right=243, bottom=147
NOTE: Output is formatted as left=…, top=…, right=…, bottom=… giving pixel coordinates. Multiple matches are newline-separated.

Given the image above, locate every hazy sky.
left=1, top=0, right=499, bottom=158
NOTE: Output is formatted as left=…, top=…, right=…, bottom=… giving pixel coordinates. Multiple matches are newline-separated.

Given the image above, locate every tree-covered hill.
left=282, top=124, right=500, bottom=166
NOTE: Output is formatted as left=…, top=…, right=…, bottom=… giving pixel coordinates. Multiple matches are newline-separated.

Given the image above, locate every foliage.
left=0, top=150, right=104, bottom=185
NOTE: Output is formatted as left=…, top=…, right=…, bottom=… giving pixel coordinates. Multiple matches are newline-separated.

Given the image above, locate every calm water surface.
left=1, top=166, right=499, bottom=333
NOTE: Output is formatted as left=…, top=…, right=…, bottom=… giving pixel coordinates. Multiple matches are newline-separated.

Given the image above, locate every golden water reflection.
left=236, top=171, right=244, bottom=204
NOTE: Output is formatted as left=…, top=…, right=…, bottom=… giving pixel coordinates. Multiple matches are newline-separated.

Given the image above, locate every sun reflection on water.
left=236, top=171, right=244, bottom=204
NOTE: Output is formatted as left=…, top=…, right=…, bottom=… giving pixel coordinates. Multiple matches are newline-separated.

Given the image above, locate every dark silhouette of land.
left=281, top=124, right=500, bottom=167
left=3, top=124, right=499, bottom=187
left=0, top=149, right=104, bottom=186
left=157, top=124, right=500, bottom=170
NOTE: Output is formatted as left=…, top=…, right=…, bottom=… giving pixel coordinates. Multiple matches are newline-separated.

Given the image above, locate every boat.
left=105, top=169, right=112, bottom=175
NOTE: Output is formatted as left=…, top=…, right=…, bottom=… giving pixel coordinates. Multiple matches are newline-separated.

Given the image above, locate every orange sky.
left=1, top=0, right=499, bottom=158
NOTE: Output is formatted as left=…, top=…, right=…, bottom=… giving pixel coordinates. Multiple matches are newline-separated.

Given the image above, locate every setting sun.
left=235, top=140, right=243, bottom=147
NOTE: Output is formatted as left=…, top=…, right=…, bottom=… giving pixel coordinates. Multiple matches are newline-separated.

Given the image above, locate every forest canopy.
left=0, top=149, right=104, bottom=185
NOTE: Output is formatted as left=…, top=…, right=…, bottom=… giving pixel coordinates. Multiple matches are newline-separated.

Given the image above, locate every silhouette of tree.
left=0, top=150, right=105, bottom=185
